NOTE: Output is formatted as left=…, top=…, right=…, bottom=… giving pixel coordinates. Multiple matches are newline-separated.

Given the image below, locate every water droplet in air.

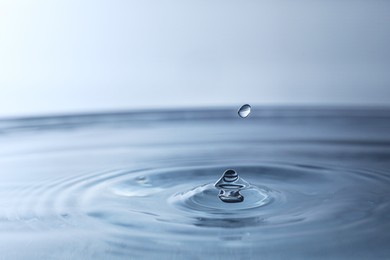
left=214, top=169, right=249, bottom=203
left=238, top=104, right=251, bottom=118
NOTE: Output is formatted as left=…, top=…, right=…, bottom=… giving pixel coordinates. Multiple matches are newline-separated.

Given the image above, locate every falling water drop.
left=238, top=104, right=251, bottom=118
left=214, top=169, right=249, bottom=203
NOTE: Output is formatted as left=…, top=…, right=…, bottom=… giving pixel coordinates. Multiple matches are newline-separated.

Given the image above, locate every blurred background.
left=1, top=0, right=389, bottom=118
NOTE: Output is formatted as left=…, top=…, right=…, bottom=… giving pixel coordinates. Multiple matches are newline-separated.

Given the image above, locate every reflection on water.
left=0, top=108, right=390, bottom=259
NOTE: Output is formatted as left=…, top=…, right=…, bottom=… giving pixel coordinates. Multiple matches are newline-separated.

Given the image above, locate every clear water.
left=214, top=169, right=250, bottom=203
left=1, top=108, right=390, bottom=259
left=238, top=104, right=251, bottom=118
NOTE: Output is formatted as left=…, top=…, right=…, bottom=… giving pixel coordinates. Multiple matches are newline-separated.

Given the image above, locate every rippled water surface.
left=1, top=108, right=390, bottom=259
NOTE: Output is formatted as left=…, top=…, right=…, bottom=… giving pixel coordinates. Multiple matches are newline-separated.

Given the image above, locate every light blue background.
left=1, top=0, right=389, bottom=118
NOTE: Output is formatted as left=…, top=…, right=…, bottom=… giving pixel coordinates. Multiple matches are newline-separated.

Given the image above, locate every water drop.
left=238, top=104, right=251, bottom=118
left=214, top=169, right=249, bottom=203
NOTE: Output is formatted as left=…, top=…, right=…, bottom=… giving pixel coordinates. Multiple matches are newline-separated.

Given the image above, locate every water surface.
left=1, top=107, right=390, bottom=259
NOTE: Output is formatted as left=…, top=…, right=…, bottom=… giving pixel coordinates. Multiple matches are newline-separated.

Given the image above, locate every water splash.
left=214, top=169, right=249, bottom=203
left=213, top=104, right=252, bottom=203
left=238, top=104, right=251, bottom=118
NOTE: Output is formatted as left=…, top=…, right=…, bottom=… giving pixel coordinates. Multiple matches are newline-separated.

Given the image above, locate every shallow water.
left=1, top=107, right=390, bottom=259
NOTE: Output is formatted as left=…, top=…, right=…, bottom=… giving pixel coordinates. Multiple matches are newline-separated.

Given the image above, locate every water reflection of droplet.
left=238, top=104, right=251, bottom=118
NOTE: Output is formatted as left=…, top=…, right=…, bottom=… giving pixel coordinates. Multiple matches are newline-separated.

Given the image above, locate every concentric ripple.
left=1, top=108, right=390, bottom=259
left=84, top=164, right=390, bottom=231
left=5, top=163, right=387, bottom=232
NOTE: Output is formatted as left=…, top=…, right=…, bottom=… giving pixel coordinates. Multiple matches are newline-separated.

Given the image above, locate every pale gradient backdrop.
left=1, top=0, right=390, bottom=118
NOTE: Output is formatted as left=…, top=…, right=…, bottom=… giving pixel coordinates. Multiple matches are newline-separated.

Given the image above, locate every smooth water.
left=1, top=108, right=390, bottom=259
